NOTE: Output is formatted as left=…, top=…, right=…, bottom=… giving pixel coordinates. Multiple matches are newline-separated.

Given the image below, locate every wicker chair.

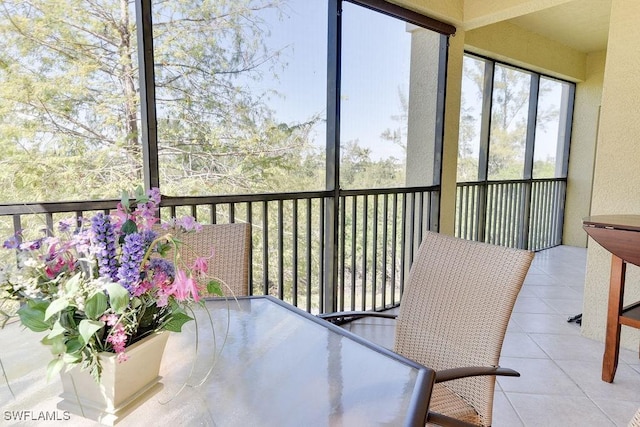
left=321, top=231, right=534, bottom=426
left=154, top=222, right=251, bottom=297
left=629, top=408, right=640, bottom=427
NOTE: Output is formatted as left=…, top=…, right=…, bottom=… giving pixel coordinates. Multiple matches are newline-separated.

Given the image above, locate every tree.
left=0, top=0, right=321, bottom=202
left=457, top=57, right=559, bottom=181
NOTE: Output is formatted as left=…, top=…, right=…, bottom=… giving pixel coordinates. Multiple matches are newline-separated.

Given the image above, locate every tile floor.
left=343, top=245, right=640, bottom=427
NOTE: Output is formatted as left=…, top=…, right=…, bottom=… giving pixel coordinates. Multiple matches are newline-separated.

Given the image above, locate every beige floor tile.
left=555, top=360, right=640, bottom=402
left=510, top=312, right=583, bottom=335
left=591, top=398, right=640, bottom=427
left=543, top=298, right=584, bottom=316
left=529, top=333, right=605, bottom=362
left=492, top=391, right=524, bottom=427
left=497, top=357, right=584, bottom=396
left=507, top=393, right=616, bottom=426
left=501, top=332, right=549, bottom=359
left=513, top=296, right=558, bottom=314
left=526, top=285, right=583, bottom=300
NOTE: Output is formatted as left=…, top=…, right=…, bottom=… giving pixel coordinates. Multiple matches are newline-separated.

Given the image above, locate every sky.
left=247, top=0, right=412, bottom=161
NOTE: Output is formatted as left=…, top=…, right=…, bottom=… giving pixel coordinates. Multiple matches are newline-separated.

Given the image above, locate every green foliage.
left=84, top=292, right=108, bottom=321
left=206, top=280, right=224, bottom=297
left=17, top=300, right=51, bottom=332
left=162, top=311, right=193, bottom=333
left=458, top=56, right=559, bottom=181
left=105, top=282, right=130, bottom=315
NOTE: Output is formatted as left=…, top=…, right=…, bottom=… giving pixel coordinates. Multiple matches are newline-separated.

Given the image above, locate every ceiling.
left=506, top=0, right=612, bottom=53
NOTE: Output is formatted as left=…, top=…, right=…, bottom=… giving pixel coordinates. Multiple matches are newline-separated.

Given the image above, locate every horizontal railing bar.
left=0, top=200, right=120, bottom=215
left=457, top=177, right=567, bottom=187
left=339, top=185, right=438, bottom=197
left=161, top=190, right=331, bottom=206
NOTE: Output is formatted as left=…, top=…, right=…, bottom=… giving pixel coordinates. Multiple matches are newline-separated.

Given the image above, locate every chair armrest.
left=317, top=311, right=397, bottom=325
left=428, top=367, right=519, bottom=426
left=435, top=366, right=520, bottom=383
left=427, top=411, right=479, bottom=427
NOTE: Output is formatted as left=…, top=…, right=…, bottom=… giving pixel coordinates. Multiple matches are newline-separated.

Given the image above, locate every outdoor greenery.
left=457, top=55, right=562, bottom=182
left=0, top=0, right=406, bottom=205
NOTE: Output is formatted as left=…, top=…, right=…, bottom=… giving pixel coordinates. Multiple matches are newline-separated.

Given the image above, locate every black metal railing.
left=455, top=178, right=566, bottom=251
left=0, top=186, right=438, bottom=314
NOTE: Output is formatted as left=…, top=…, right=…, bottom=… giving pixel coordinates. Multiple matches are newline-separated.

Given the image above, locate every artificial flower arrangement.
left=0, top=187, right=222, bottom=383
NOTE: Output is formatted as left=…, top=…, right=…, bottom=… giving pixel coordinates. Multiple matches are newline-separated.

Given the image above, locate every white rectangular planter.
left=57, top=331, right=169, bottom=426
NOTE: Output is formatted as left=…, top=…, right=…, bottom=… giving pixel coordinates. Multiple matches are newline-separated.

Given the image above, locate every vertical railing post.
left=475, top=60, right=494, bottom=242
left=135, top=0, right=160, bottom=191
left=323, top=0, right=342, bottom=313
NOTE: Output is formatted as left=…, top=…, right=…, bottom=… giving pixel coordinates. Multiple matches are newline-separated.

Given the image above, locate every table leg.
left=602, top=255, right=625, bottom=383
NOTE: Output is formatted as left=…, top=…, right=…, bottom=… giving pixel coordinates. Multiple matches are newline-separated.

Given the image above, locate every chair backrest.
left=394, top=231, right=533, bottom=426
left=629, top=407, right=640, bottom=427
left=154, top=223, right=251, bottom=297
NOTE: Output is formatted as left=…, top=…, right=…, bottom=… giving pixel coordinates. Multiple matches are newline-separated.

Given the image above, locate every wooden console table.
left=583, top=215, right=640, bottom=383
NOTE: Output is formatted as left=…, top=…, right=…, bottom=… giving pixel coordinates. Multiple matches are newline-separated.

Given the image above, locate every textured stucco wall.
left=581, top=0, right=640, bottom=348
left=406, top=28, right=441, bottom=188
left=439, top=31, right=465, bottom=236
left=563, top=51, right=605, bottom=247
left=404, top=27, right=465, bottom=237
left=464, top=21, right=586, bottom=81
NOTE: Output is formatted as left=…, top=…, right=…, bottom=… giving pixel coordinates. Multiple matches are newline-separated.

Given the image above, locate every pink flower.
left=100, top=314, right=129, bottom=362
left=132, top=280, right=153, bottom=297
left=134, top=204, right=159, bottom=231
left=111, top=203, right=129, bottom=232
left=192, top=257, right=208, bottom=275
left=172, top=269, right=200, bottom=302
left=101, top=314, right=119, bottom=326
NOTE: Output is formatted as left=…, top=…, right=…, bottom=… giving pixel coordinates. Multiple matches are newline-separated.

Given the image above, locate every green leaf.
left=105, top=282, right=129, bottom=314
left=44, top=298, right=69, bottom=321
left=162, top=312, right=193, bottom=332
left=134, top=185, right=148, bottom=203
left=120, top=190, right=130, bottom=211
left=17, top=303, right=50, bottom=332
left=46, top=321, right=66, bottom=339
left=65, top=338, right=83, bottom=354
left=78, top=319, right=104, bottom=345
left=42, top=335, right=66, bottom=355
left=84, top=292, right=108, bottom=320
left=206, top=280, right=224, bottom=297
left=155, top=241, right=171, bottom=257
left=121, top=219, right=137, bottom=236
left=62, top=352, right=81, bottom=365
left=46, top=358, right=64, bottom=383
left=64, top=272, right=82, bottom=296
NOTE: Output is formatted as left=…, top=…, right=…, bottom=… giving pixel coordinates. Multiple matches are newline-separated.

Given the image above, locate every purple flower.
left=142, top=230, right=158, bottom=249
left=149, top=258, right=175, bottom=279
left=58, top=218, right=76, bottom=233
left=19, top=239, right=42, bottom=251
left=3, top=234, right=21, bottom=249
left=176, top=216, right=202, bottom=232
left=91, top=213, right=119, bottom=282
left=148, top=188, right=161, bottom=205
left=117, top=232, right=146, bottom=293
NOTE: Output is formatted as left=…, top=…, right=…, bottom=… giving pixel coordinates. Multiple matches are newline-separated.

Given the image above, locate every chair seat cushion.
left=429, top=383, right=482, bottom=425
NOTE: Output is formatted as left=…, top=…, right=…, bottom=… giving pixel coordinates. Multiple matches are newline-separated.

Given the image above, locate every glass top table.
left=1, top=296, right=435, bottom=426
